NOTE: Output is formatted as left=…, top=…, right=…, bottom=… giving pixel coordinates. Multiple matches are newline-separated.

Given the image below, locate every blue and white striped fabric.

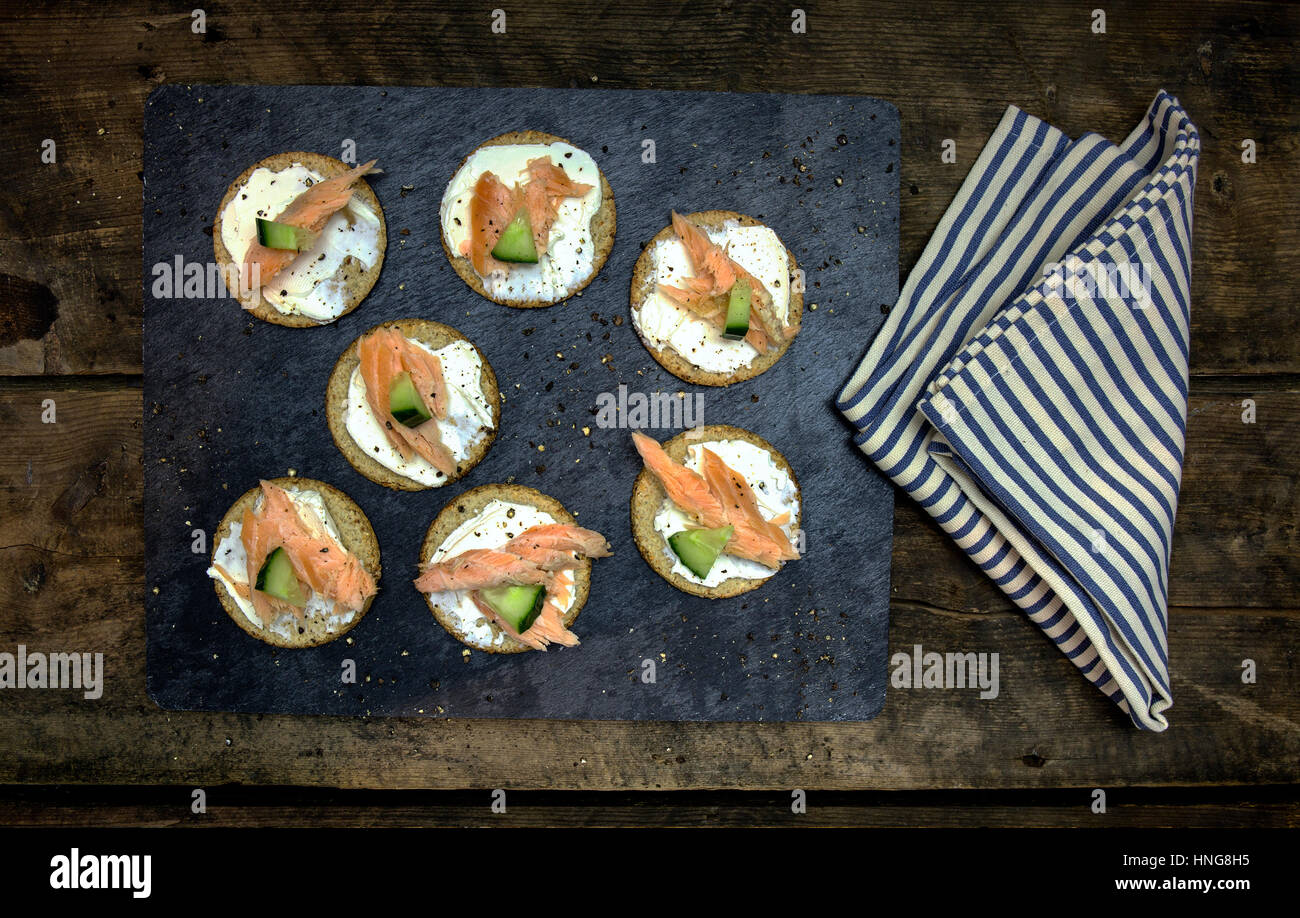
left=839, top=91, right=1199, bottom=730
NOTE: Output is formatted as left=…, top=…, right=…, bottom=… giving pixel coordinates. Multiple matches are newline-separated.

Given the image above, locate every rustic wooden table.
left=1, top=1, right=1296, bottom=828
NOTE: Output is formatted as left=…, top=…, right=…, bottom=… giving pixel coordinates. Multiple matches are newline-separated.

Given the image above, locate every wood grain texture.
left=0, top=787, right=1295, bottom=828
left=2, top=385, right=1297, bottom=791
left=0, top=0, right=1296, bottom=818
left=0, top=0, right=1296, bottom=374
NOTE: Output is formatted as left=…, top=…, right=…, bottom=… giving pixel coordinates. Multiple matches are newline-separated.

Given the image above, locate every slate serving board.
left=143, top=84, right=898, bottom=721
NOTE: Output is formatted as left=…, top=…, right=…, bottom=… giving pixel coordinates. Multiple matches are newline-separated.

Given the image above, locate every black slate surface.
left=142, top=84, right=898, bottom=721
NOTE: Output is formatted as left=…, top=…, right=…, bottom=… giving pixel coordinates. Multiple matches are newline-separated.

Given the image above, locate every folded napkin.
left=839, top=91, right=1199, bottom=731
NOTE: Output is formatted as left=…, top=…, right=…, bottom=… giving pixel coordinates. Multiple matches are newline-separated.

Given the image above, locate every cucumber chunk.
left=478, top=584, right=546, bottom=633
left=254, top=547, right=307, bottom=607
left=388, top=371, right=432, bottom=428
left=668, top=525, right=734, bottom=578
left=255, top=218, right=318, bottom=252
left=491, top=211, right=539, bottom=264
left=722, top=279, right=751, bottom=340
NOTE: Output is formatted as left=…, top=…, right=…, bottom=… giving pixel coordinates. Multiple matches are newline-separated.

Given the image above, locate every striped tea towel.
left=838, top=91, right=1199, bottom=731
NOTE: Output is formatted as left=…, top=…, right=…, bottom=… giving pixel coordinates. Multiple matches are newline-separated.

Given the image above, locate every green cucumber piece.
left=254, top=547, right=307, bottom=607
left=255, top=218, right=317, bottom=252
left=388, top=371, right=432, bottom=428
left=722, top=279, right=751, bottom=340
left=478, top=584, right=546, bottom=633
left=491, top=211, right=539, bottom=264
left=668, top=525, right=734, bottom=578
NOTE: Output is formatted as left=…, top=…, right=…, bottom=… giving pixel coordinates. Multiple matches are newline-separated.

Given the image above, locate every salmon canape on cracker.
left=439, top=131, right=615, bottom=308
left=326, top=319, right=499, bottom=491
left=414, top=484, right=612, bottom=653
left=214, top=152, right=386, bottom=326
left=630, top=426, right=801, bottom=598
left=630, top=211, right=801, bottom=385
left=208, top=478, right=380, bottom=647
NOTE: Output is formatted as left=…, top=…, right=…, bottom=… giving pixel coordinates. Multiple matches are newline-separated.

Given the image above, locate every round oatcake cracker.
left=325, top=318, right=501, bottom=492
left=630, top=424, right=802, bottom=599
left=439, top=130, right=616, bottom=309
left=629, top=211, right=802, bottom=386
left=209, top=477, right=381, bottom=648
left=212, top=151, right=387, bottom=328
left=418, top=483, right=593, bottom=654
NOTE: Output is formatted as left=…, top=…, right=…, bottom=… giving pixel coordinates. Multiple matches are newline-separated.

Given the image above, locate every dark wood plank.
left=0, top=789, right=1294, bottom=828
left=3, top=384, right=1297, bottom=790
left=0, top=601, right=1295, bottom=790
left=0, top=0, right=1296, bottom=374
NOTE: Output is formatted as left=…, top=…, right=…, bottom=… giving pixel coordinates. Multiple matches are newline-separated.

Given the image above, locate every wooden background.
left=1, top=0, right=1297, bottom=827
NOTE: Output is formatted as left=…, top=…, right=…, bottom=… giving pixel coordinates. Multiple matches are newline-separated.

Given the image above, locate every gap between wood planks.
left=0, top=783, right=1295, bottom=828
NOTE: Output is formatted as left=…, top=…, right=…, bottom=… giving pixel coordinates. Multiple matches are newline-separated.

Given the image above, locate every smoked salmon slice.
left=523, top=157, right=593, bottom=255
left=671, top=211, right=739, bottom=295
left=239, top=480, right=378, bottom=622
left=632, top=432, right=798, bottom=570
left=466, top=171, right=518, bottom=277
left=698, top=447, right=799, bottom=569
left=461, top=158, right=593, bottom=277
left=412, top=548, right=552, bottom=593
left=631, top=432, right=727, bottom=528
left=504, top=523, right=613, bottom=568
left=357, top=327, right=457, bottom=477
left=241, top=159, right=381, bottom=289
left=658, top=212, right=798, bottom=353
left=414, top=522, right=611, bottom=650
